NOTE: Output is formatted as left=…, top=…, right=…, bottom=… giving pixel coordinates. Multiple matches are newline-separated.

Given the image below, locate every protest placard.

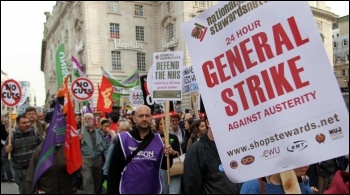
left=152, top=51, right=183, bottom=101
left=181, top=1, right=349, bottom=182
left=1, top=79, right=22, bottom=107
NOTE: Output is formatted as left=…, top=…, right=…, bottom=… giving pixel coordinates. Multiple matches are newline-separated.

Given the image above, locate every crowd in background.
left=1, top=105, right=349, bottom=194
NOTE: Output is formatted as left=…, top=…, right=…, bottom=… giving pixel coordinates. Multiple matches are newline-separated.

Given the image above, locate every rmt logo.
left=287, top=140, right=308, bottom=152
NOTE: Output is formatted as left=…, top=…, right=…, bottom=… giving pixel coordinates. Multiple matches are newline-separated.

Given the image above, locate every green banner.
left=55, top=44, right=69, bottom=88
left=101, top=67, right=140, bottom=107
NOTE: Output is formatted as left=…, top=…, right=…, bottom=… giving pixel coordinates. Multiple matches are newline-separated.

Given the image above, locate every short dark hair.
left=110, top=111, right=120, bottom=123
left=25, top=106, right=36, bottom=114
left=100, top=118, right=110, bottom=126
left=16, top=115, right=27, bottom=124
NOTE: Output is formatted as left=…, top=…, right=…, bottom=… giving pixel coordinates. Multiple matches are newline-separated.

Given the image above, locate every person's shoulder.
left=240, top=179, right=260, bottom=194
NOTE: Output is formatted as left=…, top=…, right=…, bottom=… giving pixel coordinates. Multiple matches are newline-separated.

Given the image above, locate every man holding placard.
left=3, top=115, right=42, bottom=194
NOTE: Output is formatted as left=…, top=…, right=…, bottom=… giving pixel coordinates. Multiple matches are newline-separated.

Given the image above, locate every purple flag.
left=33, top=99, right=67, bottom=187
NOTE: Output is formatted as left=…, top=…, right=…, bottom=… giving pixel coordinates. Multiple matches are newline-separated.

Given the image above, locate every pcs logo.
left=287, top=140, right=308, bottom=152
left=241, top=155, right=255, bottom=165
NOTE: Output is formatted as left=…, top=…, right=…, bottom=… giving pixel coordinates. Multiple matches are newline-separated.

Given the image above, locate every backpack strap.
left=124, top=133, right=154, bottom=167
left=258, top=178, right=266, bottom=194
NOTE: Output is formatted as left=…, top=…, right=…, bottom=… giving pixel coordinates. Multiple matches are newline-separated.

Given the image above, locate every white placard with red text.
left=181, top=1, right=349, bottom=183
left=1, top=79, right=22, bottom=107
left=70, top=78, right=94, bottom=101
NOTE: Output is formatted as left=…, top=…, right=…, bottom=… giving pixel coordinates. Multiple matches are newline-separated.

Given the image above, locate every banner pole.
left=164, top=100, right=171, bottom=185
left=280, top=170, right=301, bottom=194
left=191, top=93, right=199, bottom=119
left=80, top=101, right=84, bottom=144
left=8, top=108, right=12, bottom=160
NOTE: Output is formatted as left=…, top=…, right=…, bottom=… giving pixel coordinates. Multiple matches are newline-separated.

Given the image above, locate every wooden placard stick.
left=190, top=93, right=199, bottom=119
left=80, top=101, right=84, bottom=144
left=164, top=100, right=171, bottom=185
left=7, top=108, right=12, bottom=160
left=280, top=170, right=301, bottom=194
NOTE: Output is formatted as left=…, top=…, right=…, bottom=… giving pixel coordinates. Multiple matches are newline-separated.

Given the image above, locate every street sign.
left=1, top=79, right=22, bottom=107
left=70, top=78, right=94, bottom=101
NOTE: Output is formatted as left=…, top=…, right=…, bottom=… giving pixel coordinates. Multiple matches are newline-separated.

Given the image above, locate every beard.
left=136, top=123, right=151, bottom=132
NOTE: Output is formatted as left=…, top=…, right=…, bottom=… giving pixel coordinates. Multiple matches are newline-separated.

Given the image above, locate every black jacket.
left=107, top=128, right=173, bottom=194
left=183, top=133, right=241, bottom=194
left=1, top=124, right=8, bottom=150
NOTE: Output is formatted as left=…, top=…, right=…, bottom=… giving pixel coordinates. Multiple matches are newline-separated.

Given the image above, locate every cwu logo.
left=287, top=140, right=308, bottom=152
left=262, top=146, right=281, bottom=159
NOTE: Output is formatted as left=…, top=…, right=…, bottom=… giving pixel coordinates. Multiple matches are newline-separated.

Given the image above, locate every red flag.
left=61, top=77, right=82, bottom=174
left=97, top=76, right=113, bottom=113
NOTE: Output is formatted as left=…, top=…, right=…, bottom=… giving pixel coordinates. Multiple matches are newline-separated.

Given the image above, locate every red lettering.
left=239, top=38, right=258, bottom=69
left=288, top=16, right=309, bottom=46
left=226, top=46, right=245, bottom=78
left=261, top=69, right=275, bottom=99
left=272, top=23, right=294, bottom=56
left=214, top=54, right=231, bottom=83
left=288, top=56, right=309, bottom=89
left=202, top=61, right=219, bottom=88
left=234, top=81, right=249, bottom=110
left=270, top=62, right=294, bottom=96
left=252, top=32, right=274, bottom=63
left=221, top=88, right=238, bottom=116
left=246, top=75, right=267, bottom=106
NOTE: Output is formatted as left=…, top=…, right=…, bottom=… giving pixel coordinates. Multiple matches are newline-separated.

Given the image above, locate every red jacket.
left=323, top=170, right=349, bottom=194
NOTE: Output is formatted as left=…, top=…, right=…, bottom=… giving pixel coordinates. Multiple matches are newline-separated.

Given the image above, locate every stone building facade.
left=332, top=15, right=349, bottom=110
left=41, top=1, right=337, bottom=111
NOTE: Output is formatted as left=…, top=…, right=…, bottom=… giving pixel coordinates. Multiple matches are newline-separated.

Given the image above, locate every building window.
left=110, top=23, right=120, bottom=39
left=136, top=26, right=144, bottom=41
left=111, top=51, right=121, bottom=70
left=342, top=39, right=347, bottom=47
left=342, top=69, right=346, bottom=76
left=166, top=23, right=174, bottom=42
left=165, top=1, right=171, bottom=13
left=195, top=1, right=206, bottom=8
left=333, top=41, right=337, bottom=48
left=337, top=33, right=339, bottom=37
left=137, top=53, right=146, bottom=71
left=315, top=21, right=322, bottom=31
left=108, top=1, right=119, bottom=13
left=134, top=4, right=144, bottom=16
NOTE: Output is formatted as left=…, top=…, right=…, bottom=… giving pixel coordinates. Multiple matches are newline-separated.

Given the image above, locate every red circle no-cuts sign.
left=71, top=78, right=94, bottom=101
left=1, top=79, right=22, bottom=107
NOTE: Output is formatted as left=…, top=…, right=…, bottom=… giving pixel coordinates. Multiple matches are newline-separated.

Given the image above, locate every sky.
left=1, top=1, right=349, bottom=107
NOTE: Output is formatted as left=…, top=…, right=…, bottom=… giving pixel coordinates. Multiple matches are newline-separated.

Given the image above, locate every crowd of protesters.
left=1, top=104, right=349, bottom=194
